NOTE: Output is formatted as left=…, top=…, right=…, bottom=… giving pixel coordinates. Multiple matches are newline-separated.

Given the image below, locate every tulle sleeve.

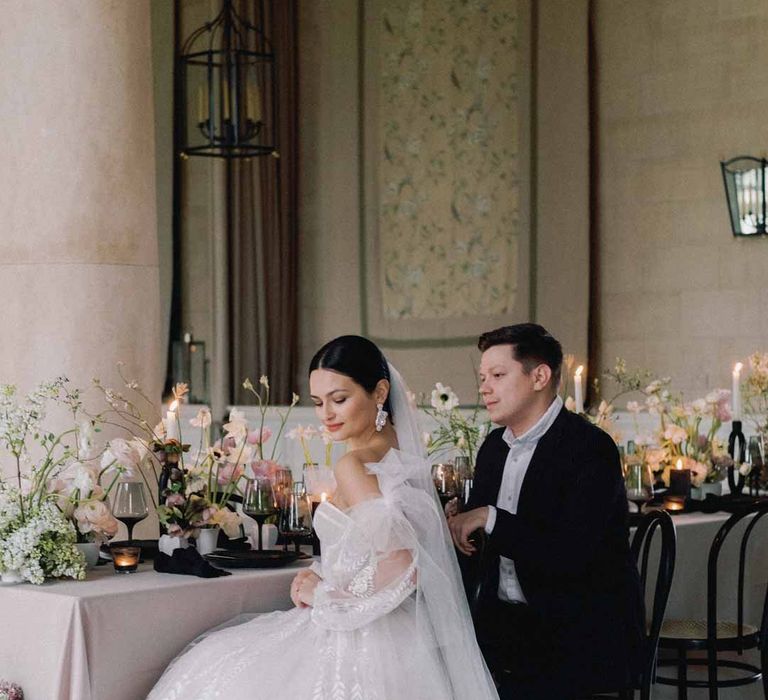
left=311, top=498, right=418, bottom=632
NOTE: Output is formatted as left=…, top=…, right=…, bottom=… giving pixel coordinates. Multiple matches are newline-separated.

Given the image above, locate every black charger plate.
left=203, top=550, right=299, bottom=569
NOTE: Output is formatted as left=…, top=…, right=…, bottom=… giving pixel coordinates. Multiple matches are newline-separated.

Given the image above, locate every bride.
left=147, top=335, right=498, bottom=700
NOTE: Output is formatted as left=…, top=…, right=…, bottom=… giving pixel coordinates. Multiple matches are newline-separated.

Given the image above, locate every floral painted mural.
left=374, top=0, right=522, bottom=321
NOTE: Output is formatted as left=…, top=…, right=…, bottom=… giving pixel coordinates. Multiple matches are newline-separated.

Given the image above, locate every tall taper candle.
left=574, top=365, right=584, bottom=414
left=732, top=362, right=743, bottom=421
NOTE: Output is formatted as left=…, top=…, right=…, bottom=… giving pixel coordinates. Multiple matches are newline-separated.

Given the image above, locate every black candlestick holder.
left=728, top=420, right=747, bottom=495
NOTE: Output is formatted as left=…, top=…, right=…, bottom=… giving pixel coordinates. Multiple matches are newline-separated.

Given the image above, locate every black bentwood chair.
left=591, top=508, right=677, bottom=700
left=656, top=501, right=768, bottom=699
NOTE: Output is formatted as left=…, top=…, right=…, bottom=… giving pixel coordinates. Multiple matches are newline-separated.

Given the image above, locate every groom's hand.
left=448, top=507, right=488, bottom=556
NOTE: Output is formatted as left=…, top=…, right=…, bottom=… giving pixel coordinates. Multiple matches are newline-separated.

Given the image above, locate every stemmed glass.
left=431, top=463, right=458, bottom=506
left=243, top=477, right=278, bottom=551
left=747, top=436, right=765, bottom=494
left=112, top=482, right=149, bottom=543
left=271, top=468, right=294, bottom=508
left=624, top=462, right=654, bottom=512
left=279, top=481, right=313, bottom=553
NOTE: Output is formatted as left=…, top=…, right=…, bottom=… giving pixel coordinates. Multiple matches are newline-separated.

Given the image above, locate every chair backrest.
left=630, top=509, right=676, bottom=689
left=706, top=500, right=768, bottom=650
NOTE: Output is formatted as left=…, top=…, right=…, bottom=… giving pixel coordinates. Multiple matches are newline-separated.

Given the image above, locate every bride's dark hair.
left=309, top=335, right=394, bottom=422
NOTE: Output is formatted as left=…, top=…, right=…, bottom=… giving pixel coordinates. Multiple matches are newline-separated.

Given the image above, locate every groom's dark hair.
left=478, top=323, right=563, bottom=391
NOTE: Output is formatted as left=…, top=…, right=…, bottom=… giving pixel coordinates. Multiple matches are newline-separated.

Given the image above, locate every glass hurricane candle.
left=111, top=545, right=141, bottom=573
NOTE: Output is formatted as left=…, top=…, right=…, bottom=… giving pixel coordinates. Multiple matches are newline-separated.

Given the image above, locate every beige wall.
left=297, top=0, right=590, bottom=401
left=595, top=0, right=768, bottom=397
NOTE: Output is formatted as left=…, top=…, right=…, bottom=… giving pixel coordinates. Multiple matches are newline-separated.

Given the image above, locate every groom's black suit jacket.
left=467, top=406, right=644, bottom=691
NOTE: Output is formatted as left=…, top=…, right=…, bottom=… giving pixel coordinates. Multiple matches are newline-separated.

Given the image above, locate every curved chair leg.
left=677, top=648, right=688, bottom=700
left=708, top=645, right=718, bottom=700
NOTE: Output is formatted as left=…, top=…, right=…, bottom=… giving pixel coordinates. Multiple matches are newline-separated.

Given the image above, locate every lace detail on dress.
left=346, top=556, right=376, bottom=597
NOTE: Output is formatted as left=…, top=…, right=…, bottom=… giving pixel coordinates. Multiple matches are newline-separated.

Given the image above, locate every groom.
left=448, top=324, right=643, bottom=699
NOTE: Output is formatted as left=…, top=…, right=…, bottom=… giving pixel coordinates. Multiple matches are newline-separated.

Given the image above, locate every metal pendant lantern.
left=720, top=156, right=766, bottom=237
left=179, top=0, right=278, bottom=159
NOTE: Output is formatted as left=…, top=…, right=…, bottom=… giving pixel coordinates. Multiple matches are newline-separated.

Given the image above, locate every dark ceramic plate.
left=203, top=550, right=300, bottom=569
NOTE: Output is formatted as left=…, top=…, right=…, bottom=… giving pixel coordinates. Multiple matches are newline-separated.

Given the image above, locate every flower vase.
left=0, top=569, right=24, bottom=585
left=76, top=542, right=101, bottom=570
left=691, top=481, right=724, bottom=500
left=196, top=527, right=220, bottom=556
left=158, top=534, right=190, bottom=557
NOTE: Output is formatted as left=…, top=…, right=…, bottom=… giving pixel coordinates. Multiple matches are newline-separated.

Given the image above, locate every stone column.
left=0, top=0, right=163, bottom=508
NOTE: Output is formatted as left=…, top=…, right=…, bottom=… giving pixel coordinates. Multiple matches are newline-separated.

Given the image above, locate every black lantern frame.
left=720, top=156, right=766, bottom=237
left=178, top=0, right=278, bottom=159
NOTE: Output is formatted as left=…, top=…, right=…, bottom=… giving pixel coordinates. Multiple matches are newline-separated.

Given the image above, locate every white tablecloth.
left=639, top=511, right=768, bottom=699
left=0, top=558, right=311, bottom=700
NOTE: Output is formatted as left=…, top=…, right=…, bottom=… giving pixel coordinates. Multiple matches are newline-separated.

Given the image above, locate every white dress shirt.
left=484, top=395, right=563, bottom=603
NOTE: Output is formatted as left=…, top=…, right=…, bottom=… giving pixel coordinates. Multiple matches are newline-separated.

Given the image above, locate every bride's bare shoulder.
left=334, top=450, right=382, bottom=506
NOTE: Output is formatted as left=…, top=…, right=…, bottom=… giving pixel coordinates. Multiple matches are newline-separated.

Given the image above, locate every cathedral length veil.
left=377, top=363, right=499, bottom=699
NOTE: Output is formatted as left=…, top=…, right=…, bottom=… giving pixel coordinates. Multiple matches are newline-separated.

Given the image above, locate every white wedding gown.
left=148, top=366, right=498, bottom=700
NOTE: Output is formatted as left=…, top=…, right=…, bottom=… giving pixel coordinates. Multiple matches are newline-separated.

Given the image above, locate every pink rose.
left=166, top=493, right=186, bottom=507
left=217, top=462, right=244, bottom=485
left=252, top=459, right=280, bottom=479
left=73, top=499, right=119, bottom=540
left=247, top=427, right=273, bottom=445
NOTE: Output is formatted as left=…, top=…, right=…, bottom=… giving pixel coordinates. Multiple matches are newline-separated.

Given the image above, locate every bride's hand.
left=444, top=497, right=459, bottom=518
left=290, top=569, right=321, bottom=608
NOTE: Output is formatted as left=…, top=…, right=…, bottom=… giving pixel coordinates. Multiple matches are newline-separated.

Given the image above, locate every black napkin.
left=154, top=547, right=231, bottom=578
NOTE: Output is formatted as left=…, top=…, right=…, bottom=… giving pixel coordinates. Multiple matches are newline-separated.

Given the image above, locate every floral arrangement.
left=743, top=351, right=768, bottom=435
left=0, top=680, right=23, bottom=700
left=423, top=382, right=490, bottom=466
left=599, top=359, right=733, bottom=486
left=0, top=379, right=90, bottom=583
left=94, top=371, right=299, bottom=540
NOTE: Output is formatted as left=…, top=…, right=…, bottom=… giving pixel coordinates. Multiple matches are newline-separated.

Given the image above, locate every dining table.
left=0, top=556, right=312, bottom=700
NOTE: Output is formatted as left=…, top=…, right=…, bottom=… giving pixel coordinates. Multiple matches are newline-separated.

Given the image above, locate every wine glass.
left=271, top=468, right=293, bottom=508
left=747, top=435, right=765, bottom=493
left=243, top=477, right=278, bottom=551
left=278, top=481, right=313, bottom=553
left=624, top=462, right=654, bottom=511
left=112, top=482, right=149, bottom=543
left=431, top=463, right=458, bottom=506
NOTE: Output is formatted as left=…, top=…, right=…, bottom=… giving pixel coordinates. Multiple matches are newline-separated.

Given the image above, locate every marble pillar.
left=0, top=0, right=163, bottom=533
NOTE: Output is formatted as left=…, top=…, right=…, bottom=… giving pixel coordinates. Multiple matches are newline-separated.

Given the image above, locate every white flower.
left=690, top=399, right=707, bottom=415
left=190, top=407, right=212, bottom=430
left=78, top=420, right=97, bottom=459
left=645, top=395, right=663, bottom=415
left=565, top=396, right=576, bottom=412
left=223, top=409, right=248, bottom=440
left=319, top=426, right=334, bottom=445
left=626, top=401, right=642, bottom=414
left=259, top=375, right=270, bottom=389
left=430, top=382, right=459, bottom=413
left=101, top=438, right=141, bottom=476
left=739, top=462, right=753, bottom=476
left=72, top=463, right=98, bottom=495
left=663, top=425, right=687, bottom=445
left=286, top=425, right=318, bottom=441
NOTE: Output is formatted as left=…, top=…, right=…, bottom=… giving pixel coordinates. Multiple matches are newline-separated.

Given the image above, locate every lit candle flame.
left=575, top=365, right=584, bottom=378
left=320, top=492, right=328, bottom=502
left=169, top=400, right=179, bottom=412
left=676, top=458, right=683, bottom=470
left=734, top=362, right=743, bottom=375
